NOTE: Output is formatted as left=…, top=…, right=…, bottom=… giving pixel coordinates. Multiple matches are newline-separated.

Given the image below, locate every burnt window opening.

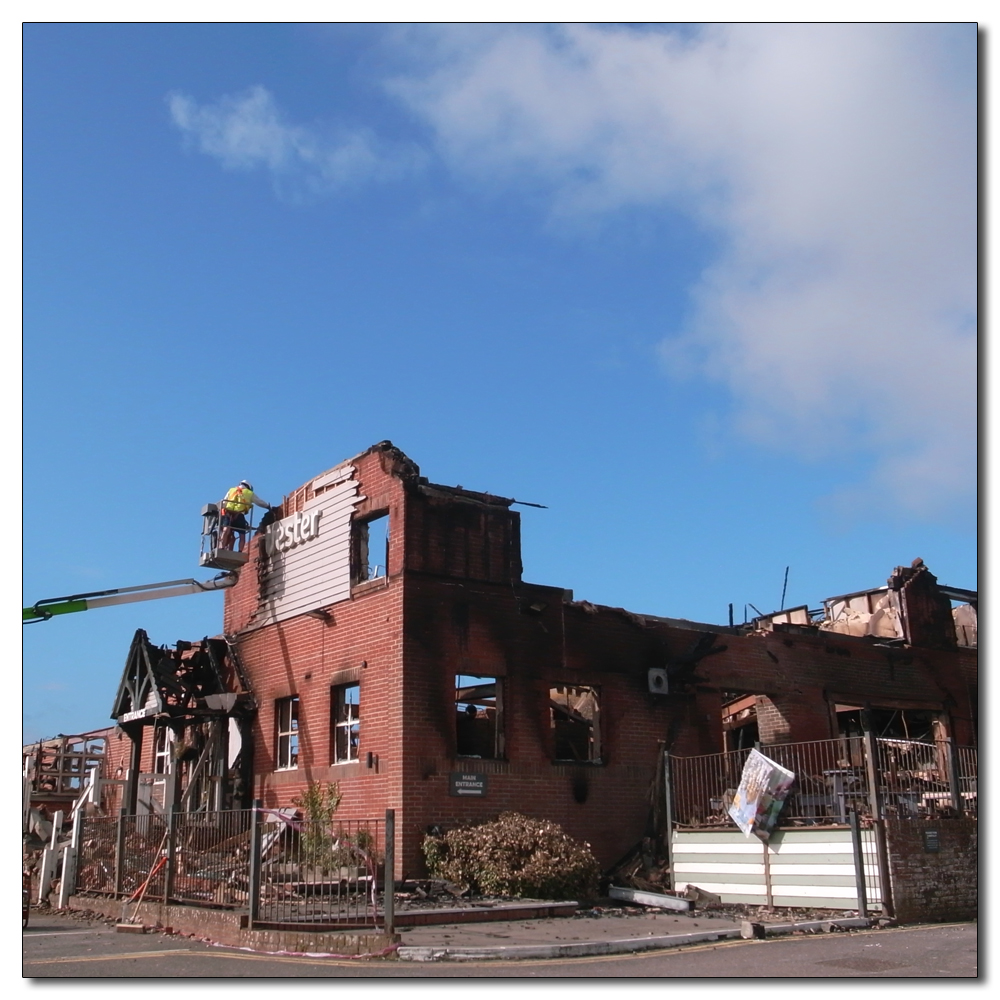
left=550, top=684, right=601, bottom=763
left=276, top=696, right=299, bottom=770
left=722, top=693, right=759, bottom=753
left=352, top=512, right=389, bottom=585
left=836, top=705, right=940, bottom=743
left=332, top=683, right=360, bottom=764
left=153, top=726, right=175, bottom=774
left=455, top=674, right=504, bottom=759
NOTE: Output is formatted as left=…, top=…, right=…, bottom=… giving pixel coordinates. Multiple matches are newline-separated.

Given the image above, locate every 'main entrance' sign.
left=449, top=772, right=488, bottom=797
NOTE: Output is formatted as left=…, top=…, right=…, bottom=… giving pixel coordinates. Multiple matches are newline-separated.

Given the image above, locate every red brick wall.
left=227, top=448, right=409, bottom=828
left=215, top=443, right=978, bottom=883
left=693, top=631, right=977, bottom=748
left=885, top=816, right=978, bottom=923
left=396, top=576, right=710, bottom=875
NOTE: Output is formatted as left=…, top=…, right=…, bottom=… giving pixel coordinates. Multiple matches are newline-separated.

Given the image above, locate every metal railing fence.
left=253, top=815, right=384, bottom=928
left=670, top=738, right=869, bottom=827
left=76, top=816, right=118, bottom=895
left=855, top=816, right=885, bottom=911
left=172, top=809, right=254, bottom=907
left=117, top=813, right=169, bottom=900
left=956, top=744, right=979, bottom=818
left=670, top=736, right=977, bottom=829
left=76, top=808, right=390, bottom=928
left=760, top=738, right=868, bottom=824
left=873, top=738, right=977, bottom=820
left=670, top=746, right=751, bottom=827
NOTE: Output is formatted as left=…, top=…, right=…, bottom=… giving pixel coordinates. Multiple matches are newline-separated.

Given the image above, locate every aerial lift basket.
left=199, top=503, right=251, bottom=572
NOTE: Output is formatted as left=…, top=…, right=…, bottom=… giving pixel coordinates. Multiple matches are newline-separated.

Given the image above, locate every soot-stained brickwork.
left=211, top=442, right=977, bottom=878
left=884, top=816, right=978, bottom=923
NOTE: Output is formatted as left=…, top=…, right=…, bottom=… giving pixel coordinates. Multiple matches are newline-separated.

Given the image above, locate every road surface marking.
left=22, top=930, right=103, bottom=937
left=24, top=949, right=199, bottom=965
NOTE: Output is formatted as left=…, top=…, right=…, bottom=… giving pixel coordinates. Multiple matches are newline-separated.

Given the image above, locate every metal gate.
left=249, top=810, right=385, bottom=928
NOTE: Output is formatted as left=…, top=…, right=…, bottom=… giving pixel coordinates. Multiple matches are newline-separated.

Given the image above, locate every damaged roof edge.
left=307, top=440, right=422, bottom=491
left=565, top=598, right=743, bottom=635
left=417, top=482, right=516, bottom=507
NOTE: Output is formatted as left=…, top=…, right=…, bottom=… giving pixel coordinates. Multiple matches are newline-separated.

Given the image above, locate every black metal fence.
left=253, top=813, right=385, bottom=928
left=956, top=744, right=978, bottom=818
left=669, top=746, right=751, bottom=828
left=172, top=809, right=254, bottom=907
left=76, top=816, right=118, bottom=895
left=76, top=807, right=391, bottom=929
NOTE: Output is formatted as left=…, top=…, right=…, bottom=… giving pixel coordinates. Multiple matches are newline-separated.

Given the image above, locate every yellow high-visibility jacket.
left=223, top=486, right=253, bottom=514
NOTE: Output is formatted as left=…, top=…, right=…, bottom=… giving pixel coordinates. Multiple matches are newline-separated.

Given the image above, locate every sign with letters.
left=120, top=706, right=157, bottom=723
left=449, top=772, right=488, bottom=797
left=263, top=509, right=323, bottom=556
left=254, top=466, right=365, bottom=626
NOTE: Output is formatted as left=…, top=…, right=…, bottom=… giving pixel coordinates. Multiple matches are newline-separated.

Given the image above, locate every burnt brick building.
left=97, top=441, right=977, bottom=879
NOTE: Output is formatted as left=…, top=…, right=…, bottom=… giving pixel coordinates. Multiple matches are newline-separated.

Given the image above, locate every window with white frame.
left=276, top=696, right=299, bottom=770
left=332, top=683, right=360, bottom=763
left=153, top=726, right=174, bottom=774
left=550, top=684, right=601, bottom=762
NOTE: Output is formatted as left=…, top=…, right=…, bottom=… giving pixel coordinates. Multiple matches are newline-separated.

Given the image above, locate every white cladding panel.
left=255, top=470, right=365, bottom=626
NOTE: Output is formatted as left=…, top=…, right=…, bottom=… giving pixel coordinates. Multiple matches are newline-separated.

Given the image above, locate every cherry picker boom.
left=23, top=501, right=255, bottom=624
left=22, top=574, right=238, bottom=624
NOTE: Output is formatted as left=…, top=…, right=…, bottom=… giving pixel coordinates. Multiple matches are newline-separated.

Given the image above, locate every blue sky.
left=22, top=22, right=977, bottom=744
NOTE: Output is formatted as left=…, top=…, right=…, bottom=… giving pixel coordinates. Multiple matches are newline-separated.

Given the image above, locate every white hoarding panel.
left=255, top=468, right=365, bottom=626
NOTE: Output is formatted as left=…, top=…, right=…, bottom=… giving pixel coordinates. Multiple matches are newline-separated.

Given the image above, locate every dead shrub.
left=421, top=811, right=600, bottom=900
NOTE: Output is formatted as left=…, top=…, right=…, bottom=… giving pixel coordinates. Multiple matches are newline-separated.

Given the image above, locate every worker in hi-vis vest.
left=219, top=480, right=272, bottom=550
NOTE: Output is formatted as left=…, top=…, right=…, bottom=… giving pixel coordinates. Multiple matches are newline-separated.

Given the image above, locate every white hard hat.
left=240, top=480, right=253, bottom=491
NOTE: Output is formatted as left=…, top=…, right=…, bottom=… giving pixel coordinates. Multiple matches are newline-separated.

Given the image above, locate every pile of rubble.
left=393, top=879, right=544, bottom=912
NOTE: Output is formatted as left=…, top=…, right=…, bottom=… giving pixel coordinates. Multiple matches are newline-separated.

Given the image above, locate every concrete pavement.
left=395, top=906, right=874, bottom=961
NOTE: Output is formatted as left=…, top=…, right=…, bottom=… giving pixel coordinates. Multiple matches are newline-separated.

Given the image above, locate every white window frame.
left=332, top=683, right=360, bottom=764
left=153, top=726, right=174, bottom=775
left=276, top=696, right=299, bottom=770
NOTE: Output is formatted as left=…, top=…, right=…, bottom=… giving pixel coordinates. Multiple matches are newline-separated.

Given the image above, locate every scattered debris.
left=608, top=886, right=691, bottom=912
left=683, top=884, right=723, bottom=907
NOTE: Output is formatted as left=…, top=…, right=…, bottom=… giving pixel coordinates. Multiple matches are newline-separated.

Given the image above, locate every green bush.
left=421, top=812, right=600, bottom=900
left=292, top=782, right=342, bottom=871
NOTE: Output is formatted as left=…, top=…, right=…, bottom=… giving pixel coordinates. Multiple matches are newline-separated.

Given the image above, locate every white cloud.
left=387, top=23, right=976, bottom=517
left=166, top=26, right=976, bottom=518
left=168, top=85, right=424, bottom=197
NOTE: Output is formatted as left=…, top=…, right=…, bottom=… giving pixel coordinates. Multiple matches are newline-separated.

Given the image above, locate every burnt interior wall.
left=403, top=487, right=522, bottom=585
left=890, top=563, right=960, bottom=650
left=694, top=631, right=978, bottom=749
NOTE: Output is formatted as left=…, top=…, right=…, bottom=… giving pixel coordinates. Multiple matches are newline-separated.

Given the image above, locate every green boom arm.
left=23, top=574, right=239, bottom=624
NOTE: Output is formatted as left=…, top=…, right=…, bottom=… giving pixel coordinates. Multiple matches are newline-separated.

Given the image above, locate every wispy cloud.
left=386, top=23, right=976, bottom=518
left=168, top=85, right=425, bottom=198
left=168, top=25, right=975, bottom=517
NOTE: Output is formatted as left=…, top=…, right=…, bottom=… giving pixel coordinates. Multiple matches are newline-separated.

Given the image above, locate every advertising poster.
left=728, top=749, right=796, bottom=840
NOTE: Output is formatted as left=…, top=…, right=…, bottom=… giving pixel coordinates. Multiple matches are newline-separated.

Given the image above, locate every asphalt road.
left=23, top=912, right=977, bottom=978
